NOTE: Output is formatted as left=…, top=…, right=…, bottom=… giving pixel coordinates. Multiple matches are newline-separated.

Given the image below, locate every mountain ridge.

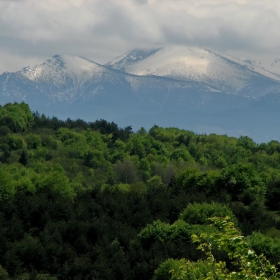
left=106, top=46, right=280, bottom=97
left=1, top=47, right=280, bottom=142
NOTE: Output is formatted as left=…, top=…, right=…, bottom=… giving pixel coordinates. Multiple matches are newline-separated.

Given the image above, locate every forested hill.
left=1, top=102, right=280, bottom=279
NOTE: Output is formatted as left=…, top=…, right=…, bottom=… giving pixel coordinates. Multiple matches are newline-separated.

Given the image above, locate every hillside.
left=1, top=102, right=280, bottom=279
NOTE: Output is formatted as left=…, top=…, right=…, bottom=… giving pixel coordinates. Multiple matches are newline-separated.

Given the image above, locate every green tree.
left=7, top=134, right=26, bottom=150
left=180, top=203, right=236, bottom=225
left=114, top=158, right=138, bottom=184
left=162, top=217, right=280, bottom=279
left=26, top=134, right=41, bottom=149
left=0, top=102, right=34, bottom=133
left=0, top=168, right=15, bottom=201
left=219, top=163, right=266, bottom=203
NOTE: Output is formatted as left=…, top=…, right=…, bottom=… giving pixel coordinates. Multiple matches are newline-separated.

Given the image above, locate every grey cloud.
left=1, top=0, right=280, bottom=73
left=132, top=0, right=148, bottom=4
left=154, top=1, right=280, bottom=53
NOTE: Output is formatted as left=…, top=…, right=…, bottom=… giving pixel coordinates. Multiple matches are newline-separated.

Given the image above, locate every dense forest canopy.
left=1, top=102, right=280, bottom=279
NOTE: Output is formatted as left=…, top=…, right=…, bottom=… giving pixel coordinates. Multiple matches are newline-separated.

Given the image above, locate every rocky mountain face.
left=1, top=47, right=280, bottom=142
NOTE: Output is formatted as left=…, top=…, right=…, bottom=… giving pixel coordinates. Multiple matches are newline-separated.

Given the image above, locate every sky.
left=1, top=0, right=280, bottom=74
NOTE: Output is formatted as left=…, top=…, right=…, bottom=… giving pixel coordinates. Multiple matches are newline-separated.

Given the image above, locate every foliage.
left=219, top=163, right=266, bottom=203
left=154, top=259, right=212, bottom=280
left=190, top=217, right=280, bottom=279
left=0, top=102, right=34, bottom=133
left=180, top=203, right=237, bottom=225
left=138, top=219, right=218, bottom=245
left=246, top=232, right=280, bottom=266
left=0, top=168, right=15, bottom=200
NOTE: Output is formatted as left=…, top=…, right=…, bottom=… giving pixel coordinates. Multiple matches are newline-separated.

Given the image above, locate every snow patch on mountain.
left=217, top=53, right=280, bottom=82
left=255, top=57, right=280, bottom=77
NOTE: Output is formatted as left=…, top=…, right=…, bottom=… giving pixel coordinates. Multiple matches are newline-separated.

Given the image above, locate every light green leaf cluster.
left=190, top=217, right=280, bottom=279
left=0, top=102, right=34, bottom=133
left=138, top=219, right=218, bottom=245
left=0, top=163, right=76, bottom=200
left=154, top=258, right=212, bottom=280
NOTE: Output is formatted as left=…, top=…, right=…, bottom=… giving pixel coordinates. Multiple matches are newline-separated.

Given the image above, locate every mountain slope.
left=107, top=46, right=280, bottom=97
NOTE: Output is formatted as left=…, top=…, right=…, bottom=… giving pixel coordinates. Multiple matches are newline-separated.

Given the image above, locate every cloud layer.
left=0, top=0, right=280, bottom=73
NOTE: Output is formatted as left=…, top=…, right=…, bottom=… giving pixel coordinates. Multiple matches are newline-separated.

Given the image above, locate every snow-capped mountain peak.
left=106, top=48, right=161, bottom=72
left=20, top=55, right=105, bottom=85
left=107, top=46, right=211, bottom=78
left=107, top=46, right=280, bottom=96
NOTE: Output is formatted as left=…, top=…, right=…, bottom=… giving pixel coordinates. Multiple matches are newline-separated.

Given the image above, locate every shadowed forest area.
left=1, top=102, right=280, bottom=279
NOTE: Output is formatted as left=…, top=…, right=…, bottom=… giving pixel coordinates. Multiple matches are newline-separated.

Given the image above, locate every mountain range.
left=1, top=46, right=280, bottom=142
